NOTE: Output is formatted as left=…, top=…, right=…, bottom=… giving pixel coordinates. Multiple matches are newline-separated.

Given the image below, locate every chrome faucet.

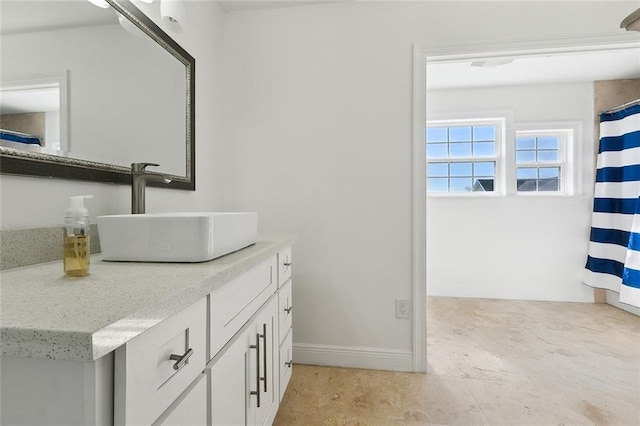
left=131, top=163, right=172, bottom=214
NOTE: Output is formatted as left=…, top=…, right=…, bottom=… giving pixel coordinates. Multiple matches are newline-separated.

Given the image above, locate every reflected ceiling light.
left=470, top=58, right=514, bottom=68
left=621, top=8, right=640, bottom=31
left=161, top=0, right=186, bottom=33
left=139, top=0, right=154, bottom=3
left=88, top=0, right=109, bottom=8
left=118, top=14, right=144, bottom=37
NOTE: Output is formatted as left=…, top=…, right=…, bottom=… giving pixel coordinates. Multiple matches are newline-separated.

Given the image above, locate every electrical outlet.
left=396, top=299, right=410, bottom=319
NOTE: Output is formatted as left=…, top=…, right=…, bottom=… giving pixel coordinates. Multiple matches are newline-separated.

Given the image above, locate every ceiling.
left=0, top=1, right=117, bottom=36
left=427, top=47, right=640, bottom=90
left=218, top=0, right=347, bottom=12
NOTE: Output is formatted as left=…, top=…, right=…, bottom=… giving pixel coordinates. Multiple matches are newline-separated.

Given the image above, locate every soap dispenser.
left=64, top=195, right=93, bottom=277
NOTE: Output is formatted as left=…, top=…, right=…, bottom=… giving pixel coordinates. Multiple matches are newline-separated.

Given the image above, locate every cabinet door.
left=210, top=329, right=250, bottom=426
left=248, top=297, right=279, bottom=426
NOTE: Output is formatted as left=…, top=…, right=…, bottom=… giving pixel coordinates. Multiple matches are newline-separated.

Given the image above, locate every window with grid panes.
left=515, top=130, right=567, bottom=193
left=426, top=121, right=500, bottom=194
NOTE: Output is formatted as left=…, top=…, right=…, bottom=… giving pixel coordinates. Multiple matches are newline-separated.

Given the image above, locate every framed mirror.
left=0, top=0, right=195, bottom=190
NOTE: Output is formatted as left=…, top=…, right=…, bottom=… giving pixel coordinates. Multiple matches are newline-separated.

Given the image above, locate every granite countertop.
left=0, top=236, right=296, bottom=362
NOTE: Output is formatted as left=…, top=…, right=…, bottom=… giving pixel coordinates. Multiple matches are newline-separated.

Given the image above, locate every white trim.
left=411, top=44, right=427, bottom=373
left=414, top=33, right=639, bottom=377
left=293, top=343, right=413, bottom=372
left=605, top=290, right=640, bottom=316
left=426, top=283, right=593, bottom=303
left=424, top=32, right=640, bottom=63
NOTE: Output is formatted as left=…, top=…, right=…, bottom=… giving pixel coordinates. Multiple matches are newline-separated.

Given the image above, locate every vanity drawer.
left=115, top=297, right=207, bottom=426
left=155, top=372, right=207, bottom=426
left=279, top=328, right=293, bottom=402
left=278, top=278, right=293, bottom=343
left=278, top=247, right=292, bottom=287
left=210, top=256, right=277, bottom=358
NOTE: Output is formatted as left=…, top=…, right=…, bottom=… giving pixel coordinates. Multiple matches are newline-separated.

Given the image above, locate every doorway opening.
left=412, top=36, right=640, bottom=372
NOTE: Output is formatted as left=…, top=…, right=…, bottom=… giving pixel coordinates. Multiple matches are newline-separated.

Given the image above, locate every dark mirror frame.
left=0, top=0, right=196, bottom=190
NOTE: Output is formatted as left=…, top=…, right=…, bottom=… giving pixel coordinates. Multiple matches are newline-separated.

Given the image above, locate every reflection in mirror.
left=0, top=0, right=195, bottom=189
left=1, top=71, right=67, bottom=156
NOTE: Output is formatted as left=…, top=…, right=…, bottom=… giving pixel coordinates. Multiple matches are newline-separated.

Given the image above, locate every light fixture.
left=88, top=0, right=109, bottom=8
left=160, top=0, right=186, bottom=33
left=621, top=8, right=640, bottom=31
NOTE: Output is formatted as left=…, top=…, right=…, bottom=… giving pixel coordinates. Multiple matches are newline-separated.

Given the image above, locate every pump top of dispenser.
left=66, top=195, right=93, bottom=218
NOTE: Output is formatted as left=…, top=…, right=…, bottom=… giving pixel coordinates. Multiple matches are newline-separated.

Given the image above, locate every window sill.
left=427, top=193, right=588, bottom=199
left=427, top=193, right=503, bottom=198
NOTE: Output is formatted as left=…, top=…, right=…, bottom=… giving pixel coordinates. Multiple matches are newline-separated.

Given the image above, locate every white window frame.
left=426, top=117, right=506, bottom=196
left=512, top=122, right=581, bottom=196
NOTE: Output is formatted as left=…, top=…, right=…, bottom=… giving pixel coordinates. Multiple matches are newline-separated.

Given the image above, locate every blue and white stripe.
left=584, top=103, right=640, bottom=308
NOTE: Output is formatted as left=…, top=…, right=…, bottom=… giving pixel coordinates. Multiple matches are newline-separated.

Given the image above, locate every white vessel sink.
left=97, top=212, right=258, bottom=262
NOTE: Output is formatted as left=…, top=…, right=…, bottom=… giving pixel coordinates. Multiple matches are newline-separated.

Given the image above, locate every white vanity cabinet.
left=209, top=248, right=291, bottom=426
left=0, top=240, right=294, bottom=426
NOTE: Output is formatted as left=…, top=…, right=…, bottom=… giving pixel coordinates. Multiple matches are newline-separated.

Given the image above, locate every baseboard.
left=427, top=284, right=594, bottom=303
left=605, top=290, right=640, bottom=316
left=293, top=343, right=413, bottom=372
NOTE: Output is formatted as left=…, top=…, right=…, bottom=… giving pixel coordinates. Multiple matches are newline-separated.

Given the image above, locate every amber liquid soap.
left=63, top=195, right=93, bottom=278
left=64, top=231, right=90, bottom=277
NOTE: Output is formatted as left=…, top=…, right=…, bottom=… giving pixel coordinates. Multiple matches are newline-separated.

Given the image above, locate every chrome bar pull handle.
left=250, top=334, right=261, bottom=407
left=169, top=348, right=194, bottom=371
left=261, top=323, right=268, bottom=392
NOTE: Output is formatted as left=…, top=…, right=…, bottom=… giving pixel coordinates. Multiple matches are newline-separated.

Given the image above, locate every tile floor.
left=273, top=297, right=640, bottom=425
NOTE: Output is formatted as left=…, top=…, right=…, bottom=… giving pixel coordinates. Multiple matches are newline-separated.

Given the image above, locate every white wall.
left=0, top=0, right=226, bottom=228
left=222, top=1, right=637, bottom=370
left=427, top=82, right=596, bottom=302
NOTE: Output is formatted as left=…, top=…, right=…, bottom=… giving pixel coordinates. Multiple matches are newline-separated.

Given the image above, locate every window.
left=426, top=120, right=501, bottom=194
left=426, top=118, right=578, bottom=196
left=515, top=130, right=570, bottom=193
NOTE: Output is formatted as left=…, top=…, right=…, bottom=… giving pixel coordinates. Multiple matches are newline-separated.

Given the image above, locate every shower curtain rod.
left=600, top=98, right=640, bottom=115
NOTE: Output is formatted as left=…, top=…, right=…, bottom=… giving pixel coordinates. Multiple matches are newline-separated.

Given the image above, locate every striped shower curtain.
left=584, top=103, right=640, bottom=308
